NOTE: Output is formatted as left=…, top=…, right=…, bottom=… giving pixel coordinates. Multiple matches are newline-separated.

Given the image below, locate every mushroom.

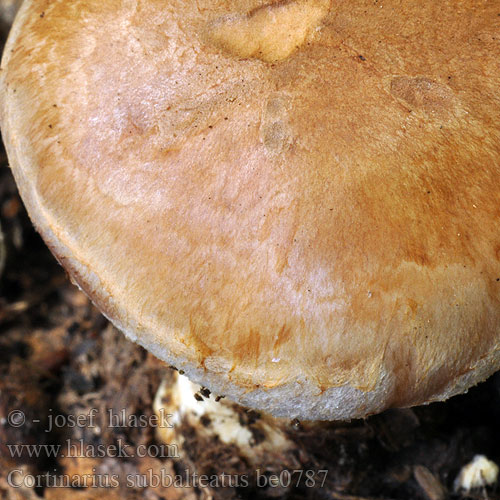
left=1, top=0, right=500, bottom=422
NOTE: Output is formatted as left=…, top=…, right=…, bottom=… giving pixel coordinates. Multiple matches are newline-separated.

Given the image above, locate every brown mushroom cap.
left=1, top=0, right=500, bottom=420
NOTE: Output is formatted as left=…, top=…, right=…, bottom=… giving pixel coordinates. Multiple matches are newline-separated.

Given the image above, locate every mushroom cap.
left=1, top=0, right=500, bottom=420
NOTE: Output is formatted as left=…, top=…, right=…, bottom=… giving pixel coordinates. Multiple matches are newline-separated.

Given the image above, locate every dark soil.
left=1, top=15, right=500, bottom=500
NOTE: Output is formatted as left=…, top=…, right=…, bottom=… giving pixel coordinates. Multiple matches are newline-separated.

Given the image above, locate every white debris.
left=154, top=372, right=294, bottom=458
left=174, top=373, right=254, bottom=448
left=454, top=455, right=499, bottom=492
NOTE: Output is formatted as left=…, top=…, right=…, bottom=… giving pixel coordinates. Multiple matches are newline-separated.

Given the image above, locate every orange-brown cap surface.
left=1, top=0, right=500, bottom=420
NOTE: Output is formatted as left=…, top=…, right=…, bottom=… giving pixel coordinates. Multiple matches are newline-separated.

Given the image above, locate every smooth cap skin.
left=1, top=0, right=500, bottom=420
